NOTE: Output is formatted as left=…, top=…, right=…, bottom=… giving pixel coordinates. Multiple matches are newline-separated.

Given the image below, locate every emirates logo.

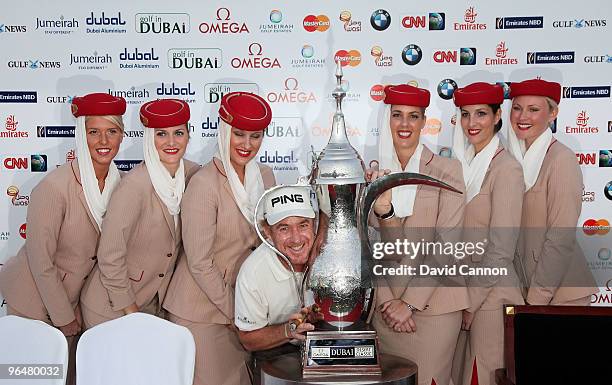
left=464, top=7, right=477, bottom=23
left=576, top=111, right=589, bottom=127
left=495, top=41, right=508, bottom=58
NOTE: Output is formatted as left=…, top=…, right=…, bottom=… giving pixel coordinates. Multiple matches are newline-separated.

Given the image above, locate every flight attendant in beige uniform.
left=508, top=79, right=597, bottom=306
left=451, top=83, right=525, bottom=385
left=0, top=93, right=126, bottom=383
left=80, top=99, right=200, bottom=328
left=368, top=84, right=468, bottom=385
left=163, top=92, right=276, bottom=385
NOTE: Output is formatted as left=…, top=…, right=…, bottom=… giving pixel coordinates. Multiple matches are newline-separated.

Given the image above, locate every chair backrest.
left=76, top=313, right=195, bottom=385
left=0, top=315, right=68, bottom=385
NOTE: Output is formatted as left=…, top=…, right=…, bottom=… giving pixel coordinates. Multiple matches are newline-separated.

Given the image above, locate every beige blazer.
left=0, top=160, right=100, bottom=326
left=80, top=160, right=200, bottom=318
left=162, top=158, right=276, bottom=324
left=515, top=139, right=597, bottom=304
left=463, top=146, right=525, bottom=312
left=375, top=146, right=470, bottom=316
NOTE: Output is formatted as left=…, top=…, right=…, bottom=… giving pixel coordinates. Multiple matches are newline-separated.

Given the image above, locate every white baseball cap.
left=264, top=186, right=316, bottom=226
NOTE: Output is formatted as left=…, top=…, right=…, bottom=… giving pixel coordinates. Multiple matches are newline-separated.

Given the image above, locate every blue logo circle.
left=605, top=181, right=612, bottom=200
left=402, top=44, right=422, bottom=65
left=437, top=79, right=457, bottom=100
left=371, top=9, right=391, bottom=31
left=270, top=10, right=282, bottom=23
left=301, top=45, right=314, bottom=58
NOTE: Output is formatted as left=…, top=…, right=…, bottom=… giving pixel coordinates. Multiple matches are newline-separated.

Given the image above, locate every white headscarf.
left=452, top=107, right=500, bottom=203
left=215, top=121, right=264, bottom=225
left=378, top=104, right=423, bottom=218
left=75, top=116, right=121, bottom=231
left=143, top=127, right=185, bottom=221
left=505, top=117, right=553, bottom=192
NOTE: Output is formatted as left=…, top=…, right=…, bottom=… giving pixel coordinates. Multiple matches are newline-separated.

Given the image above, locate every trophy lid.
left=311, top=61, right=366, bottom=185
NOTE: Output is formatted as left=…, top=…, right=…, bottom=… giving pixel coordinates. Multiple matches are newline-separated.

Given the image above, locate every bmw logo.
left=605, top=181, right=612, bottom=201
left=402, top=44, right=422, bottom=65
left=370, top=9, right=391, bottom=31
left=437, top=79, right=457, bottom=100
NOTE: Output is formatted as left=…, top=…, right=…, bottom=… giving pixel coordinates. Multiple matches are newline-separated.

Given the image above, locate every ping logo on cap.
left=271, top=194, right=304, bottom=207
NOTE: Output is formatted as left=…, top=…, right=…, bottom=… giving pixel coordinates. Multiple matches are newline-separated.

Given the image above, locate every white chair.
left=76, top=312, right=195, bottom=385
left=0, top=315, right=68, bottom=385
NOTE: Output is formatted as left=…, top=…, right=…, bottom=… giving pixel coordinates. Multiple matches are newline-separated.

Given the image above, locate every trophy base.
left=302, top=327, right=382, bottom=376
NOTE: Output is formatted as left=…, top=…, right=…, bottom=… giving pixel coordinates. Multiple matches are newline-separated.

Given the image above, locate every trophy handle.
left=254, top=184, right=317, bottom=308
left=356, top=172, right=463, bottom=276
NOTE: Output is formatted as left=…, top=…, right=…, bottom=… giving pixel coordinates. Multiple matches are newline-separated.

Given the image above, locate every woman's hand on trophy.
left=380, top=299, right=417, bottom=333
left=365, top=168, right=393, bottom=216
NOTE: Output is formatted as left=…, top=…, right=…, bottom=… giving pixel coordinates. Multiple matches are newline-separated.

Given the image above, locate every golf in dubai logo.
left=438, top=79, right=457, bottom=100
left=402, top=44, right=422, bottom=65
left=370, top=9, right=391, bottom=31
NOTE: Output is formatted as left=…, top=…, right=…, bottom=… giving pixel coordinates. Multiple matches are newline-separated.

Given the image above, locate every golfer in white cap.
left=234, top=185, right=320, bottom=382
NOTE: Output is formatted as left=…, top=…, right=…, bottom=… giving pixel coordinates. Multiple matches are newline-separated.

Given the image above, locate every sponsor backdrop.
left=1, top=0, right=611, bottom=312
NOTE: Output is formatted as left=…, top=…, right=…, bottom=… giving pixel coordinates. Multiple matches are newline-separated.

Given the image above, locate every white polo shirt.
left=234, top=244, right=312, bottom=331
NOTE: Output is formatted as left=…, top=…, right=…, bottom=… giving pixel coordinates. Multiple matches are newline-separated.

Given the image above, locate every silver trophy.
left=255, top=61, right=461, bottom=376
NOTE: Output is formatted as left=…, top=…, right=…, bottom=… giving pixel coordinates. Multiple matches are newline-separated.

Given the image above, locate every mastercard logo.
left=370, top=84, right=385, bottom=101
left=335, top=49, right=361, bottom=67
left=583, top=219, right=610, bottom=235
left=19, top=223, right=26, bottom=239
left=423, top=118, right=442, bottom=135
left=303, top=15, right=330, bottom=32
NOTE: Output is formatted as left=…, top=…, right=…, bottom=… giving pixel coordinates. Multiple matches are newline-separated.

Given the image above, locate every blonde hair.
left=85, top=115, right=125, bottom=132
left=545, top=97, right=558, bottom=112
left=544, top=97, right=558, bottom=129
